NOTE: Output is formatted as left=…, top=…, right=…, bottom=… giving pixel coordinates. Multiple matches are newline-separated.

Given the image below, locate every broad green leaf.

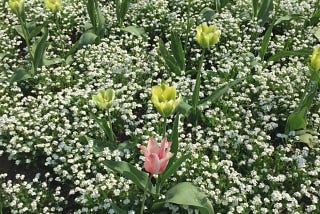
left=199, top=77, right=244, bottom=106
left=166, top=182, right=214, bottom=214
left=158, top=39, right=181, bottom=75
left=200, top=7, right=215, bottom=21
left=103, top=160, right=156, bottom=194
left=33, top=27, right=49, bottom=73
left=14, top=22, right=37, bottom=41
left=0, top=53, right=6, bottom=60
left=10, top=68, right=31, bottom=83
left=309, top=9, right=320, bottom=26
left=90, top=113, right=115, bottom=142
left=43, top=57, right=63, bottom=66
left=67, top=31, right=98, bottom=56
left=170, top=32, right=185, bottom=71
left=122, top=26, right=145, bottom=37
left=120, top=0, right=130, bottom=21
left=257, top=0, right=273, bottom=26
left=87, top=0, right=97, bottom=29
left=315, top=28, right=320, bottom=41
left=298, top=132, right=314, bottom=148
left=259, top=21, right=274, bottom=60
left=286, top=109, right=307, bottom=133
left=274, top=14, right=303, bottom=26
left=268, top=49, right=312, bottom=62
left=175, top=100, right=192, bottom=116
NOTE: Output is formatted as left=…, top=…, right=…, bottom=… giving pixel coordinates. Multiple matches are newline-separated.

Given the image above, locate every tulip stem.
left=192, top=49, right=205, bottom=119
left=163, top=117, right=167, bottom=137
left=54, top=12, right=65, bottom=58
left=140, top=174, right=151, bottom=214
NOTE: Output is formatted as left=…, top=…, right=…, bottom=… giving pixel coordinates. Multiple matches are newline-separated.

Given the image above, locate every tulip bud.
left=140, top=138, right=174, bottom=175
left=8, top=0, right=24, bottom=15
left=311, top=46, right=320, bottom=72
left=92, top=89, right=115, bottom=110
left=151, top=83, right=182, bottom=117
left=196, top=23, right=221, bottom=49
left=44, top=0, right=62, bottom=13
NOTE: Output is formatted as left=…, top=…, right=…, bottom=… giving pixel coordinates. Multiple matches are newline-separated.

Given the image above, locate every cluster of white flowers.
left=0, top=0, right=319, bottom=213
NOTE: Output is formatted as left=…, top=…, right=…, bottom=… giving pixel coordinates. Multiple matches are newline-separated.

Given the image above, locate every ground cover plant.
left=1, top=0, right=320, bottom=213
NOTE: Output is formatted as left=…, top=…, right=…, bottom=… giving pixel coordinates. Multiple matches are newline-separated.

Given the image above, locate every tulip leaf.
left=161, top=153, right=190, bottom=184
left=32, top=27, right=49, bottom=73
left=67, top=31, right=98, bottom=57
left=309, top=9, right=320, bottom=26
left=199, top=77, right=244, bottom=106
left=14, top=22, right=40, bottom=41
left=259, top=21, right=274, bottom=60
left=158, top=39, right=181, bottom=75
left=87, top=0, right=105, bottom=39
left=43, top=57, right=63, bottom=66
left=116, top=0, right=130, bottom=26
left=175, top=100, right=192, bottom=116
left=10, top=68, right=31, bottom=83
left=200, top=7, right=215, bottom=21
left=122, top=26, right=146, bottom=37
left=252, top=0, right=259, bottom=17
left=315, top=28, right=320, bottom=41
left=170, top=32, right=185, bottom=71
left=268, top=49, right=312, bottom=62
left=298, top=132, right=314, bottom=148
left=103, top=160, right=156, bottom=194
left=165, top=182, right=214, bottom=214
left=110, top=202, right=127, bottom=214
left=257, top=0, right=273, bottom=26
left=285, top=80, right=318, bottom=133
left=89, top=113, right=115, bottom=142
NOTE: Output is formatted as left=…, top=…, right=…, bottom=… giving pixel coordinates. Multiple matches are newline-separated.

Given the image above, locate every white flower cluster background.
left=0, top=0, right=320, bottom=213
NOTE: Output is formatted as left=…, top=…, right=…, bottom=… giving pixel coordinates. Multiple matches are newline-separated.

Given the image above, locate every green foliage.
left=115, top=0, right=130, bottom=27
left=86, top=0, right=105, bottom=41
left=254, top=0, right=273, bottom=26
left=165, top=182, right=214, bottom=214
left=158, top=33, right=186, bottom=76
left=32, top=27, right=49, bottom=74
left=121, top=25, right=146, bottom=38
left=268, top=49, right=312, bottom=62
left=200, top=7, right=215, bottom=22
left=10, top=68, right=31, bottom=83
left=90, top=113, right=115, bottom=143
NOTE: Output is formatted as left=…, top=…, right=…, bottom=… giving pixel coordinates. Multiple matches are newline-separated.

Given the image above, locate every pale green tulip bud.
left=151, top=83, right=182, bottom=117
left=44, top=0, right=62, bottom=13
left=92, top=89, right=115, bottom=110
left=311, top=46, right=320, bottom=72
left=196, top=23, right=221, bottom=49
left=8, top=0, right=24, bottom=15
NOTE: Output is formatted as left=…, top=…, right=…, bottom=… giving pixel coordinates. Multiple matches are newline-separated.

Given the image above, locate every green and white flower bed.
left=1, top=0, right=320, bottom=213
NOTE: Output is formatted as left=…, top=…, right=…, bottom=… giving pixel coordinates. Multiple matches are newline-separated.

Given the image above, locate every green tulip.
left=196, top=23, right=221, bottom=49
left=44, top=0, right=62, bottom=13
left=92, top=89, right=115, bottom=110
left=8, top=0, right=24, bottom=15
left=151, top=83, right=182, bottom=117
left=311, top=46, right=320, bottom=72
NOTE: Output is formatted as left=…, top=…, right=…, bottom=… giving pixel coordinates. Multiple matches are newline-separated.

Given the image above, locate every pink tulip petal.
left=144, top=153, right=161, bottom=174
left=147, top=138, right=161, bottom=154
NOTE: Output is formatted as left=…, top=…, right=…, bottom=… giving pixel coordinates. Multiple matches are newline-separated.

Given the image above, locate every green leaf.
left=103, top=160, right=155, bottom=194
left=286, top=109, right=308, bottom=133
left=257, top=0, right=273, bottom=26
left=90, top=113, right=115, bottom=142
left=252, top=0, right=259, bottom=17
left=274, top=14, right=303, bottom=26
left=158, top=39, right=181, bottom=75
left=175, top=100, right=192, bottom=116
left=110, top=202, right=127, bottom=214
left=170, top=32, right=185, bottom=71
left=122, top=26, right=145, bottom=37
left=43, top=57, right=63, bottom=66
left=10, top=68, right=31, bottom=83
left=14, top=22, right=38, bottom=41
left=166, top=182, right=214, bottom=214
left=120, top=0, right=130, bottom=21
left=33, top=27, right=49, bottom=73
left=67, top=31, right=98, bottom=56
left=268, top=49, right=312, bottom=62
left=161, top=153, right=190, bottom=184
left=200, top=7, right=215, bottom=21
left=259, top=21, right=274, bottom=60
left=199, top=77, right=244, bottom=106
left=298, top=132, right=314, bottom=148
left=310, top=9, right=320, bottom=26
left=169, top=114, right=179, bottom=156
left=314, top=28, right=320, bottom=41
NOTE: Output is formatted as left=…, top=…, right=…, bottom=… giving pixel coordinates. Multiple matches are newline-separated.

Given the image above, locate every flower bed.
left=0, top=0, right=320, bottom=213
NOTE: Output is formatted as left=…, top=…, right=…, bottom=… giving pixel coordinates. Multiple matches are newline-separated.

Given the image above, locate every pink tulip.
left=140, top=138, right=174, bottom=175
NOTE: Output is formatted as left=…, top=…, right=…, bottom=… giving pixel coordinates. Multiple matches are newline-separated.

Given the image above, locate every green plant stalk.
left=18, top=15, right=34, bottom=72
left=140, top=174, right=151, bottom=214
left=163, top=117, right=167, bottom=138
left=107, top=109, right=116, bottom=143
left=184, top=0, right=192, bottom=52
